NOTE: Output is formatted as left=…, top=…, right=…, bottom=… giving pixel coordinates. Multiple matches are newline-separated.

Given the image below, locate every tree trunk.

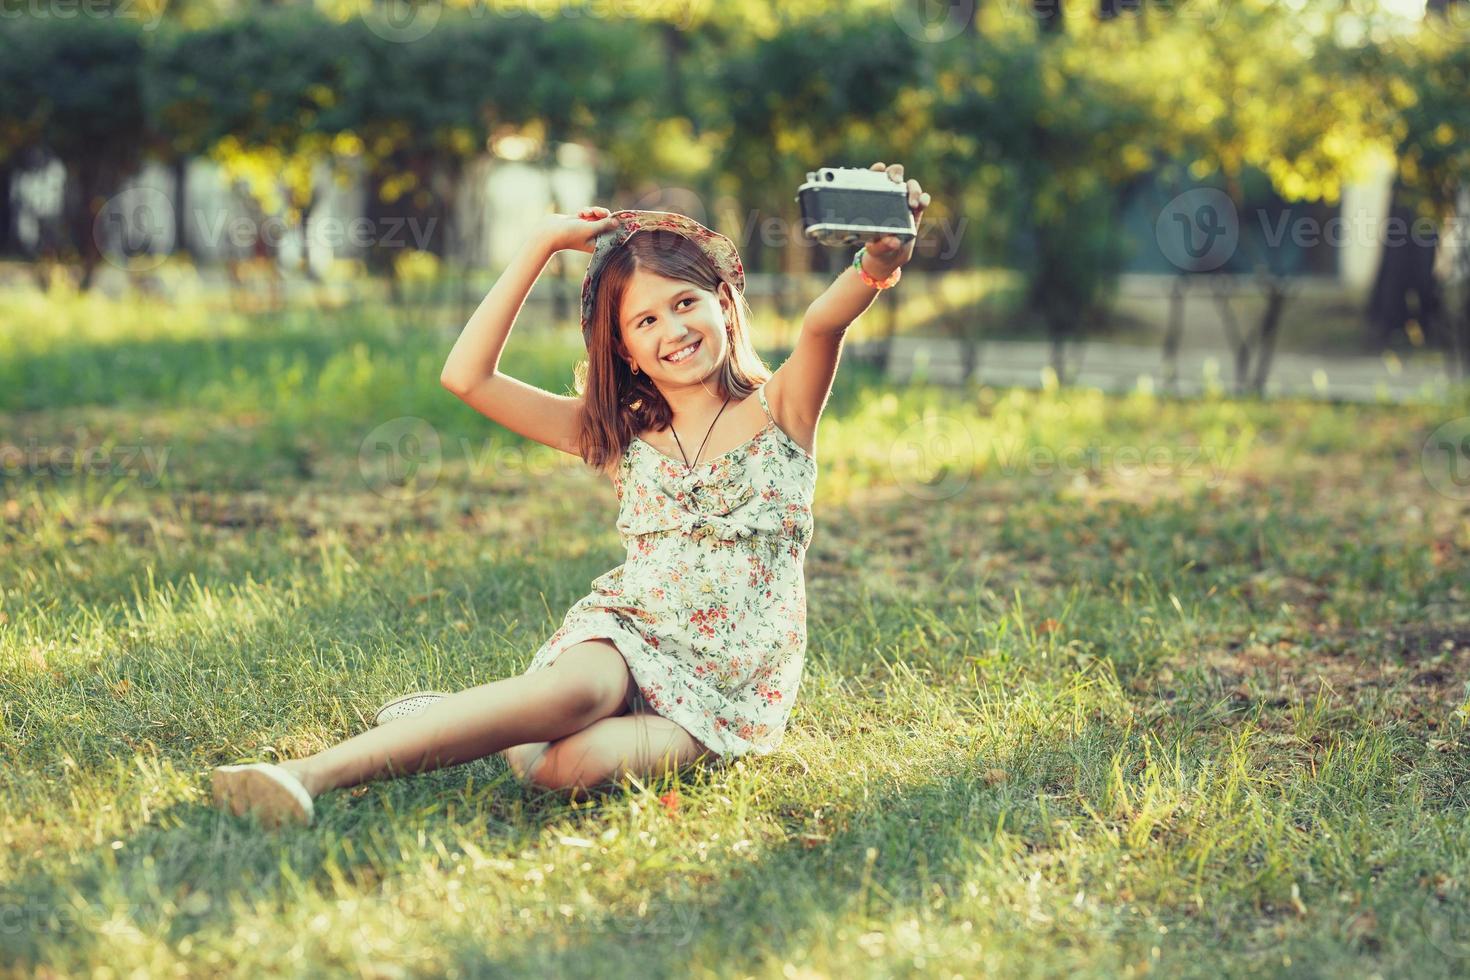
left=1451, top=243, right=1470, bottom=380
left=170, top=156, right=195, bottom=262
left=1097, top=0, right=1142, bottom=19
left=1211, top=276, right=1252, bottom=394
left=462, top=157, right=493, bottom=325
left=1046, top=313, right=1086, bottom=385
left=61, top=157, right=102, bottom=290
left=1365, top=172, right=1443, bottom=350
left=0, top=161, right=16, bottom=257
left=1161, top=274, right=1186, bottom=392
left=361, top=167, right=396, bottom=282
left=297, top=191, right=319, bottom=281
left=1033, top=0, right=1065, bottom=34
left=538, top=154, right=576, bottom=327
left=1249, top=276, right=1289, bottom=395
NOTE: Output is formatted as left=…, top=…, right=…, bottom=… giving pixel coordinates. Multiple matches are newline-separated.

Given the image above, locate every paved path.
left=874, top=336, right=1464, bottom=405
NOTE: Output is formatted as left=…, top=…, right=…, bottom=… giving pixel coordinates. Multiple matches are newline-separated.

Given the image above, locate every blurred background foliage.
left=1, top=0, right=1468, bottom=381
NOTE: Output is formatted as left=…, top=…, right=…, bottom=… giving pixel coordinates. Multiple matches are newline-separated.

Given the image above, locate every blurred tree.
left=934, top=9, right=1159, bottom=382
left=1034, top=0, right=1065, bottom=34
left=340, top=11, right=658, bottom=315
left=1097, top=0, right=1143, bottom=19
left=147, top=7, right=364, bottom=278
left=1358, top=1, right=1470, bottom=376
left=0, top=26, right=46, bottom=259
left=1137, top=0, right=1382, bottom=394
left=1, top=17, right=150, bottom=288
left=711, top=16, right=931, bottom=348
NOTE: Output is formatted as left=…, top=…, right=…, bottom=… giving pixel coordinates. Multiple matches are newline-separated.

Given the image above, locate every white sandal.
left=372, top=690, right=449, bottom=726
left=212, top=762, right=314, bottom=828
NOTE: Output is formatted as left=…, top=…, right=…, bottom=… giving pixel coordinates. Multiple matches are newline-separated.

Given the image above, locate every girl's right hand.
left=536, top=207, right=621, bottom=255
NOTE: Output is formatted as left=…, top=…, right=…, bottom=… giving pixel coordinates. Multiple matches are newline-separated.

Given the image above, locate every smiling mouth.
left=663, top=339, right=701, bottom=363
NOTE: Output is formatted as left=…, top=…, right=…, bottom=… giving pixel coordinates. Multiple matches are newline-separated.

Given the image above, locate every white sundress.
left=520, top=383, right=817, bottom=759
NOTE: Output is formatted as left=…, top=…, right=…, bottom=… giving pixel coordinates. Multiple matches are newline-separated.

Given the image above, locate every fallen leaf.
left=659, top=789, right=680, bottom=817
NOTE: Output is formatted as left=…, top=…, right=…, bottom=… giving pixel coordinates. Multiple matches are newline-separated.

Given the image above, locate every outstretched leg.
left=274, top=639, right=638, bottom=797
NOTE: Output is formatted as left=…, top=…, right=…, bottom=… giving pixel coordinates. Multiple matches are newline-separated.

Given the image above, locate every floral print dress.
left=521, top=383, right=817, bottom=760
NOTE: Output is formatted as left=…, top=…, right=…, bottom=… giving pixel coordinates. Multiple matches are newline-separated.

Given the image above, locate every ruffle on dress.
left=618, top=451, right=791, bottom=544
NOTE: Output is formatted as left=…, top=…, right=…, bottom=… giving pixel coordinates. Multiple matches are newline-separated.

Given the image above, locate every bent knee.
left=504, top=742, right=606, bottom=796
left=543, top=642, right=636, bottom=722
left=522, top=741, right=621, bottom=794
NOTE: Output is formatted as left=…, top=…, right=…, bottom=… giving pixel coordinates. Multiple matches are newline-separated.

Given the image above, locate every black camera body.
left=795, top=166, right=916, bottom=247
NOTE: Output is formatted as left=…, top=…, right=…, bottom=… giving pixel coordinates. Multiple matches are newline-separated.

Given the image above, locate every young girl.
left=211, top=162, right=930, bottom=827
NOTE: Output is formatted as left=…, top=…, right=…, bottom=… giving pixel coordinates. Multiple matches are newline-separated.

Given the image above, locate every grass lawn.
left=2, top=285, right=1469, bottom=977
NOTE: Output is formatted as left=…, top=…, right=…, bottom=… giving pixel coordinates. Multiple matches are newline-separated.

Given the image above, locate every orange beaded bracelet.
left=853, top=245, right=902, bottom=290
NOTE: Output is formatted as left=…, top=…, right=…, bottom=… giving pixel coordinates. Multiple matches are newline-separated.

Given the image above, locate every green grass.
left=2, top=285, right=1470, bottom=977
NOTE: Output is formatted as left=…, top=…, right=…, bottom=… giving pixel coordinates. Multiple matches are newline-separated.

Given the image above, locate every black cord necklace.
left=671, top=394, right=733, bottom=469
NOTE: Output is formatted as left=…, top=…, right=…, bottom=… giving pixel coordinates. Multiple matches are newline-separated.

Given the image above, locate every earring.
left=631, top=362, right=639, bottom=375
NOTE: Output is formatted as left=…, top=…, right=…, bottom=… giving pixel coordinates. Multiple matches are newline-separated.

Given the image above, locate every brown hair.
left=572, top=229, right=771, bottom=474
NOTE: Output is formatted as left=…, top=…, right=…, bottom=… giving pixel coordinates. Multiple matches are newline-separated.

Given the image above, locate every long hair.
left=573, top=229, right=771, bottom=474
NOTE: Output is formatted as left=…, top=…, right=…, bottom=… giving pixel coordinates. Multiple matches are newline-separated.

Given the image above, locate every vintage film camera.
left=795, top=166, right=917, bottom=247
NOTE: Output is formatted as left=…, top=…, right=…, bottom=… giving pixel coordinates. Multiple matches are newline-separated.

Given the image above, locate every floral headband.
left=580, top=209, right=746, bottom=349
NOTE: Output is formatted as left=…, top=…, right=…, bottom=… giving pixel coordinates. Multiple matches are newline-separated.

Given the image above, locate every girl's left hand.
left=863, top=161, right=930, bottom=270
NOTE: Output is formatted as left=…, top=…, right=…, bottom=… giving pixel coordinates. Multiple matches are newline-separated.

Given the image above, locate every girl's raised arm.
left=767, top=163, right=928, bottom=452
left=440, top=210, right=619, bottom=456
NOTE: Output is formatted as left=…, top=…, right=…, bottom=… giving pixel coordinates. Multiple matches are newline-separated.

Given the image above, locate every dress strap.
left=755, top=383, right=775, bottom=424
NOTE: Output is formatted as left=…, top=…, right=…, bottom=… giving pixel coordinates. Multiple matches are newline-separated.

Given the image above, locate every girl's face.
left=617, top=269, right=730, bottom=384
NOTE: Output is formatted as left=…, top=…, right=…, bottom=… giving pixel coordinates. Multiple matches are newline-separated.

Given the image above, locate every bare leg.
left=278, top=640, right=636, bottom=797
left=525, top=712, right=719, bottom=802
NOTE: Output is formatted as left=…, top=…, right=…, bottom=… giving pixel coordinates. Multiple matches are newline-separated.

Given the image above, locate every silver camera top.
left=803, top=167, right=904, bottom=190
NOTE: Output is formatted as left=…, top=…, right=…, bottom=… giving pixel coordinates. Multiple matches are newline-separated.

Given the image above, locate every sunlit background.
left=2, top=0, right=1468, bottom=398
left=3, top=3, right=1470, bottom=976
